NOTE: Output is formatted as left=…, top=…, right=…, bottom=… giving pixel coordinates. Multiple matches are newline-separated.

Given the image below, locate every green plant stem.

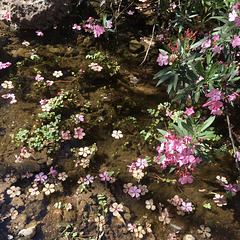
left=226, top=105, right=240, bottom=174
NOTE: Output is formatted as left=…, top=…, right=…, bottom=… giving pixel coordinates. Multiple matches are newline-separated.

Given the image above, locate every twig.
left=225, top=104, right=240, bottom=174
left=139, top=0, right=161, bottom=66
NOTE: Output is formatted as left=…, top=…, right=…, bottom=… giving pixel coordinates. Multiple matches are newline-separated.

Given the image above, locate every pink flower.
left=205, top=89, right=223, bottom=102
left=233, top=2, right=240, bottom=12
left=0, top=61, right=11, bottom=70
left=73, top=114, right=84, bottom=123
left=36, top=30, right=44, bottom=37
left=39, top=99, right=47, bottom=105
left=105, top=20, right=112, bottom=29
left=136, top=158, right=148, bottom=169
left=231, top=35, right=240, bottom=48
left=93, top=25, right=105, bottom=37
left=212, top=35, right=220, bottom=42
left=35, top=74, right=44, bottom=82
left=3, top=13, right=10, bottom=19
left=178, top=175, right=194, bottom=184
left=235, top=151, right=240, bottom=161
left=72, top=23, right=81, bottom=31
left=99, top=171, right=110, bottom=181
left=212, top=45, right=223, bottom=54
left=184, top=106, right=195, bottom=116
left=48, top=166, right=57, bottom=177
left=73, top=127, right=85, bottom=139
left=127, top=10, right=134, bottom=15
left=128, top=186, right=141, bottom=198
left=201, top=38, right=211, bottom=49
left=180, top=202, right=193, bottom=212
left=235, top=16, right=240, bottom=27
left=157, top=53, right=169, bottom=66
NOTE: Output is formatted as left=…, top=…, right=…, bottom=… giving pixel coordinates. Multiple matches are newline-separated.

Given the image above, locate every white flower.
left=145, top=199, right=156, bottom=211
left=22, top=41, right=30, bottom=46
left=79, top=147, right=91, bottom=157
left=9, top=208, right=18, bottom=219
left=53, top=70, right=63, bottom=78
left=109, top=202, right=123, bottom=216
left=43, top=183, right=55, bottom=195
left=58, top=172, right=68, bottom=181
left=79, top=158, right=90, bottom=168
left=134, top=226, right=146, bottom=239
left=41, top=104, right=51, bottom=112
left=111, top=130, right=123, bottom=139
left=213, top=194, right=227, bottom=207
left=1, top=81, right=14, bottom=89
left=132, top=169, right=144, bottom=181
left=88, top=62, right=103, bottom=72
left=6, top=186, right=21, bottom=198
left=29, top=186, right=40, bottom=196
left=216, top=176, right=228, bottom=186
left=95, top=215, right=105, bottom=231
left=138, top=184, right=148, bottom=195
left=197, top=225, right=211, bottom=238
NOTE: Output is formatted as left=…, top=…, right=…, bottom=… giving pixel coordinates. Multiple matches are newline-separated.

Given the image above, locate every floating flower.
left=1, top=81, right=14, bottom=89
left=213, top=194, right=227, bottom=207
left=53, top=70, right=63, bottom=78
left=132, top=169, right=144, bottom=181
left=74, top=127, right=86, bottom=139
left=134, top=226, right=146, bottom=239
left=43, top=183, right=55, bottom=195
left=138, top=184, right=148, bottom=195
left=159, top=208, right=171, bottom=225
left=88, top=62, right=103, bottom=71
left=36, top=30, right=44, bottom=36
left=180, top=201, right=193, bottom=212
left=123, top=183, right=133, bottom=194
left=99, top=171, right=110, bottom=181
left=111, top=130, right=123, bottom=139
left=73, top=114, right=84, bottom=123
left=109, top=202, right=123, bottom=216
left=22, top=41, right=30, bottom=46
left=29, top=186, right=40, bottom=196
left=145, top=199, right=156, bottom=210
left=65, top=203, right=73, bottom=211
left=95, top=215, right=105, bottom=231
left=58, top=172, right=68, bottom=181
left=84, top=174, right=94, bottom=185
left=9, top=208, right=18, bottom=220
left=197, top=225, right=211, bottom=238
left=61, top=130, right=71, bottom=140
left=79, top=147, right=90, bottom=157
left=34, top=172, right=47, bottom=183
left=15, top=155, right=23, bottom=163
left=48, top=166, right=58, bottom=177
left=79, top=158, right=90, bottom=168
left=216, top=176, right=228, bottom=186
left=127, top=223, right=136, bottom=232
left=128, top=185, right=141, bottom=198
left=7, top=186, right=21, bottom=198
left=184, top=106, right=195, bottom=116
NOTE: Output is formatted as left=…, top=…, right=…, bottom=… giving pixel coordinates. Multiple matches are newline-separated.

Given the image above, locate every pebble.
left=183, top=234, right=196, bottom=240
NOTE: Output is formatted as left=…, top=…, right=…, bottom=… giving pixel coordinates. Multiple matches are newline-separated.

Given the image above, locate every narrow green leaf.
left=190, top=37, right=208, bottom=49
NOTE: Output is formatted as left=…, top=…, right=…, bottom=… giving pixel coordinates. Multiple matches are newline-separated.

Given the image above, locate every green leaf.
left=169, top=167, right=176, bottom=173
left=190, top=37, right=208, bottom=49
left=181, top=122, right=194, bottom=134
left=199, top=116, right=215, bottom=133
left=156, top=72, right=173, bottom=86
left=100, top=0, right=106, bottom=7
left=157, top=129, right=168, bottom=136
left=153, top=66, right=171, bottom=79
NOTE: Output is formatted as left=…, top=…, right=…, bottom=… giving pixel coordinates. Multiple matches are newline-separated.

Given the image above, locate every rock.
left=129, top=40, right=144, bottom=53
left=169, top=218, right=188, bottom=233
left=18, top=224, right=37, bottom=238
left=0, top=0, right=72, bottom=30
left=183, top=234, right=196, bottom=240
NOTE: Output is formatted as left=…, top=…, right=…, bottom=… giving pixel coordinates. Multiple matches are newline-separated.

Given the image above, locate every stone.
left=183, top=234, right=196, bottom=240
left=0, top=0, right=72, bottom=30
left=169, top=218, right=188, bottom=233
left=129, top=40, right=144, bottom=53
left=18, top=225, right=37, bottom=238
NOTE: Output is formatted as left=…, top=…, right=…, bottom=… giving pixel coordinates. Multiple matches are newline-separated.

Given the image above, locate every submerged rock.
left=183, top=234, right=196, bottom=240
left=0, top=0, right=72, bottom=30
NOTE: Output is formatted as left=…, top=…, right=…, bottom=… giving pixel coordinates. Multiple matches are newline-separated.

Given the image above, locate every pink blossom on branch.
left=157, top=53, right=169, bottom=66
left=184, top=106, right=195, bottom=116
left=93, top=25, right=105, bottom=37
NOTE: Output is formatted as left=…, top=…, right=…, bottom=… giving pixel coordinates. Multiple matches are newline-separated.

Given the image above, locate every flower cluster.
left=128, top=158, right=148, bottom=181
left=88, top=62, right=103, bottom=72
left=2, top=93, right=17, bottom=104
left=156, top=132, right=202, bottom=184
left=157, top=53, right=169, bottom=66
left=229, top=2, right=240, bottom=27
left=203, top=88, right=239, bottom=115
left=123, top=183, right=148, bottom=198
left=1, top=81, right=14, bottom=89
left=83, top=17, right=109, bottom=38
left=0, top=61, right=11, bottom=70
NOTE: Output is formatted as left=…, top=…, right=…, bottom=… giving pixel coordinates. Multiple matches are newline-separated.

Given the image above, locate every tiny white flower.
left=111, top=130, right=123, bottom=139
left=53, top=70, right=63, bottom=78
